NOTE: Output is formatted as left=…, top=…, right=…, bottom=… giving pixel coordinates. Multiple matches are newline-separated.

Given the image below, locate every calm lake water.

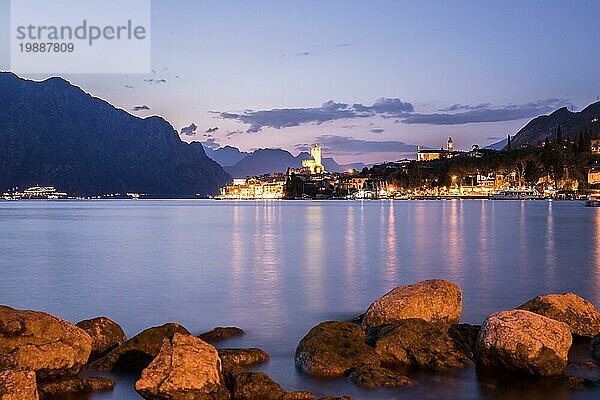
left=1, top=200, right=599, bottom=399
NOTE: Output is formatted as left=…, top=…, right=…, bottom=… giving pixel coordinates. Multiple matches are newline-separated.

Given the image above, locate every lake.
left=1, top=199, right=599, bottom=399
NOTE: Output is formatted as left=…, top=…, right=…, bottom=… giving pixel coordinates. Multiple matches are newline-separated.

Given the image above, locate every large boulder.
left=135, top=333, right=230, bottom=400
left=0, top=370, right=39, bottom=400
left=38, top=377, right=114, bottom=396
left=76, top=317, right=127, bottom=360
left=294, top=321, right=380, bottom=378
left=348, top=365, right=412, bottom=388
left=0, top=306, right=92, bottom=380
left=477, top=310, right=572, bottom=376
left=88, top=322, right=190, bottom=372
left=518, top=292, right=600, bottom=337
left=368, top=319, right=473, bottom=369
left=362, top=280, right=462, bottom=329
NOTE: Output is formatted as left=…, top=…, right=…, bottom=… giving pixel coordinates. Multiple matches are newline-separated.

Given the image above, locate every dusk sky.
left=1, top=0, right=599, bottom=164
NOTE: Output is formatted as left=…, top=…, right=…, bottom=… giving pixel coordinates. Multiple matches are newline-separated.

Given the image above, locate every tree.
left=524, top=160, right=539, bottom=185
left=507, top=134, right=512, bottom=151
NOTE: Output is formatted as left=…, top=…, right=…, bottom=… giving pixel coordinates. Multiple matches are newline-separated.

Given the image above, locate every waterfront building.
left=589, top=168, right=600, bottom=185
left=218, top=177, right=285, bottom=199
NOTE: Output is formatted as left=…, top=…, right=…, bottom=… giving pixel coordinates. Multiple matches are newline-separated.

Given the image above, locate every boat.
left=585, top=196, right=600, bottom=207
left=491, top=189, right=544, bottom=200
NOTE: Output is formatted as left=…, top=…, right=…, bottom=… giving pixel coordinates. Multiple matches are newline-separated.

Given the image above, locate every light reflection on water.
left=0, top=199, right=599, bottom=399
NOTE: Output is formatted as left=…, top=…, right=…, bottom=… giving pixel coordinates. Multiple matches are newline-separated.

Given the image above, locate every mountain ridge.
left=0, top=72, right=229, bottom=196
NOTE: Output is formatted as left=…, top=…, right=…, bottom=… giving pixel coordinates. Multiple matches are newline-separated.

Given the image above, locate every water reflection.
left=385, top=201, right=398, bottom=283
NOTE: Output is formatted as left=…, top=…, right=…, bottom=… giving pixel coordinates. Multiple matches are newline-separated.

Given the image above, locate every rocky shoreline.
left=1, top=279, right=600, bottom=399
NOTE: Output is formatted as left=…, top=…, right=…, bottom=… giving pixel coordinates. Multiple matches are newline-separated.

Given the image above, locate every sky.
left=1, top=0, right=600, bottom=164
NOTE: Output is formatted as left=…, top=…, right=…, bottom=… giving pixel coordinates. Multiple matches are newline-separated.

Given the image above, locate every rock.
left=477, top=309, right=572, bottom=376
left=198, top=327, right=245, bottom=342
left=231, top=372, right=285, bottom=400
left=518, top=292, right=600, bottom=337
left=317, top=397, right=352, bottom=400
left=362, top=280, right=462, bottom=329
left=88, top=322, right=190, bottom=372
left=38, top=377, right=114, bottom=395
left=591, top=334, right=600, bottom=363
left=76, top=317, right=127, bottom=360
left=447, top=324, right=481, bottom=361
left=218, top=348, right=270, bottom=368
left=0, top=306, right=92, bottom=380
left=135, top=333, right=230, bottom=400
left=294, top=321, right=380, bottom=378
left=368, top=319, right=472, bottom=369
left=0, top=370, right=39, bottom=400
left=348, top=365, right=412, bottom=388
left=569, top=360, right=598, bottom=369
left=281, top=391, right=316, bottom=400
left=553, top=375, right=596, bottom=391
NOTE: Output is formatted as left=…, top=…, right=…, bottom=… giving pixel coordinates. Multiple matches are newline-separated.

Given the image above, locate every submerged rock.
left=295, top=321, right=380, bottom=377
left=0, top=370, right=39, bottom=400
left=362, top=280, right=462, bottom=329
left=198, top=327, right=245, bottom=342
left=218, top=348, right=270, bottom=369
left=88, top=322, right=190, bottom=372
left=38, top=377, right=114, bottom=396
left=76, top=317, right=127, bottom=360
left=369, top=319, right=473, bottom=369
left=135, top=333, right=230, bottom=400
left=590, top=334, right=600, bottom=363
left=348, top=365, right=412, bottom=388
left=0, top=306, right=92, bottom=380
left=477, top=310, right=572, bottom=376
left=553, top=375, right=596, bottom=391
left=518, top=292, right=600, bottom=337
left=231, top=372, right=285, bottom=400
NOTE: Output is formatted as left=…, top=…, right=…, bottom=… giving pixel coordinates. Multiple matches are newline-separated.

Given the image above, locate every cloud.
left=296, top=52, right=311, bottom=56
left=402, top=98, right=569, bottom=125
left=205, top=127, right=219, bottom=134
left=334, top=43, right=350, bottom=47
left=296, top=135, right=417, bottom=155
left=202, top=138, right=220, bottom=149
left=368, top=128, right=385, bottom=134
left=438, top=103, right=491, bottom=112
left=218, top=98, right=413, bottom=132
left=486, top=136, right=502, bottom=140
left=218, top=98, right=570, bottom=132
left=144, top=78, right=167, bottom=84
left=180, top=123, right=198, bottom=136
left=132, top=105, right=150, bottom=111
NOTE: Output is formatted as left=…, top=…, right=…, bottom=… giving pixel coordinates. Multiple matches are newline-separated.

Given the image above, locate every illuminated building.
left=417, top=137, right=459, bottom=161
left=591, top=139, right=600, bottom=155
left=218, top=178, right=285, bottom=199
left=589, top=168, right=600, bottom=185
left=300, top=145, right=325, bottom=174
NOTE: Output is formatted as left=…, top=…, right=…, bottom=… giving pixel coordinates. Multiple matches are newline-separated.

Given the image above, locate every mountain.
left=509, top=102, right=600, bottom=148
left=0, top=72, right=229, bottom=197
left=222, top=147, right=366, bottom=178
left=484, top=138, right=508, bottom=150
left=203, top=145, right=249, bottom=166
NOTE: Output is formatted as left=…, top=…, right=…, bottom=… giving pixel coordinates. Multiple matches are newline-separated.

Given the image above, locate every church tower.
left=447, top=137, right=454, bottom=152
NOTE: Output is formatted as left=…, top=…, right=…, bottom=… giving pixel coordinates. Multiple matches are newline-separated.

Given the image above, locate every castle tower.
left=311, top=145, right=322, bottom=167
left=447, top=137, right=454, bottom=152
